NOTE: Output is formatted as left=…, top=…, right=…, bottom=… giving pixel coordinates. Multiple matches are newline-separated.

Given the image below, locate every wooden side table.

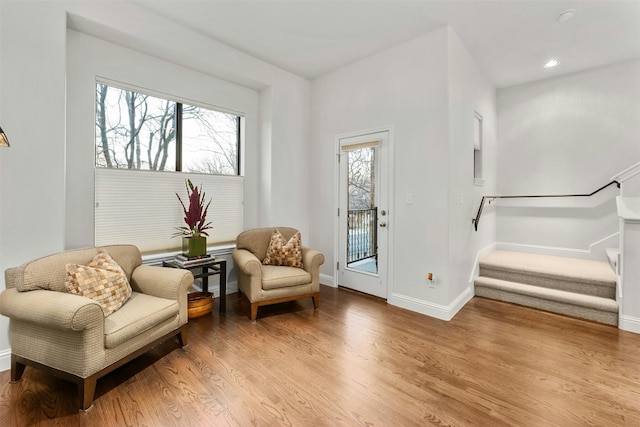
left=163, top=258, right=227, bottom=314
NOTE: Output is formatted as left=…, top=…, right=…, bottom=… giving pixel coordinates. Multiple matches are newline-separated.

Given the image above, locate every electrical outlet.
left=426, top=273, right=436, bottom=288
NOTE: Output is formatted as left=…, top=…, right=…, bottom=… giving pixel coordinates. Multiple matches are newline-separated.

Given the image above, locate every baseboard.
left=619, top=314, right=640, bottom=334
left=468, top=243, right=497, bottom=284
left=496, top=234, right=619, bottom=261
left=589, top=233, right=620, bottom=259
left=320, top=273, right=336, bottom=287
left=388, top=286, right=473, bottom=321
left=0, top=348, right=10, bottom=373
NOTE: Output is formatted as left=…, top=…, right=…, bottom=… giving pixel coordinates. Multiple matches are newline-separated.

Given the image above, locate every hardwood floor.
left=1, top=285, right=639, bottom=426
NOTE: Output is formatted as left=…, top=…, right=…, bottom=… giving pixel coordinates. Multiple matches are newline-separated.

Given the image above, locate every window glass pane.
left=182, top=105, right=239, bottom=175
left=348, top=147, right=375, bottom=210
left=96, top=84, right=177, bottom=171
left=346, top=147, right=378, bottom=273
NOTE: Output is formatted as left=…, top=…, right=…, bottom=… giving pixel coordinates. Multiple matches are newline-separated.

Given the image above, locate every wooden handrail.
left=472, top=180, right=620, bottom=231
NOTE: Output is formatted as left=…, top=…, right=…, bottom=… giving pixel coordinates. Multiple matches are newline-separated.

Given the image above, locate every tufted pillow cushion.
left=65, top=249, right=132, bottom=316
left=262, top=229, right=303, bottom=268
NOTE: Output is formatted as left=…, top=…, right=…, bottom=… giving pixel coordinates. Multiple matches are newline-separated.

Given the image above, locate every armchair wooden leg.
left=80, top=376, right=98, bottom=411
left=312, top=292, right=320, bottom=309
left=177, top=327, right=188, bottom=347
left=10, top=355, right=26, bottom=382
left=250, top=303, right=259, bottom=321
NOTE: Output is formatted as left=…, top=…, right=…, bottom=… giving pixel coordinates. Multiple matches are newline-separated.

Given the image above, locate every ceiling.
left=132, top=0, right=640, bottom=88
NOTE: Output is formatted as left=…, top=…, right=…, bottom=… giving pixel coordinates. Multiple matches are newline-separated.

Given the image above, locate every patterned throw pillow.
left=65, top=249, right=132, bottom=316
left=262, top=229, right=303, bottom=268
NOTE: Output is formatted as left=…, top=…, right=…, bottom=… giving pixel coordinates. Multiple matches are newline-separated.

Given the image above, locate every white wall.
left=0, top=1, right=311, bottom=371
left=446, top=29, right=497, bottom=304
left=497, top=60, right=640, bottom=258
left=0, top=0, right=4, bottom=364
left=310, top=27, right=496, bottom=319
left=0, top=1, right=68, bottom=366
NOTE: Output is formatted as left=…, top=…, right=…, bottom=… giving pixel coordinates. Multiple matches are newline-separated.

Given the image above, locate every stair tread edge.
left=474, top=276, right=618, bottom=311
left=478, top=263, right=616, bottom=287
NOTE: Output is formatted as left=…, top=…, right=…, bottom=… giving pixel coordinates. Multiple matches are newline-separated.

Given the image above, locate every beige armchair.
left=0, top=245, right=193, bottom=410
left=232, top=227, right=324, bottom=320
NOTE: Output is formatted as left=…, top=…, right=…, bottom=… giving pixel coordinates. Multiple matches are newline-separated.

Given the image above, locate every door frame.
left=334, top=125, right=395, bottom=298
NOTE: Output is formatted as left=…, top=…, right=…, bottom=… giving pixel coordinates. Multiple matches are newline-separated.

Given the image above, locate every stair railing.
left=472, top=180, right=620, bottom=231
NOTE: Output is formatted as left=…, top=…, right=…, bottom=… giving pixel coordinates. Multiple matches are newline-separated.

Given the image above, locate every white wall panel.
left=497, top=60, right=640, bottom=257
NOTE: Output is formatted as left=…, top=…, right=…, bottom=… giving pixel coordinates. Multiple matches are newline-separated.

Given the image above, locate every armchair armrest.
left=302, top=247, right=325, bottom=276
left=130, top=264, right=194, bottom=300
left=232, top=248, right=263, bottom=278
left=0, top=288, right=104, bottom=332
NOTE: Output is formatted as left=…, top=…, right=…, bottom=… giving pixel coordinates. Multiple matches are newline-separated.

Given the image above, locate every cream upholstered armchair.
left=0, top=245, right=193, bottom=410
left=232, top=227, right=324, bottom=320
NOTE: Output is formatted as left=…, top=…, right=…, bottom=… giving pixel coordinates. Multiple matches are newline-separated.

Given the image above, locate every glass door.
left=337, top=131, right=388, bottom=298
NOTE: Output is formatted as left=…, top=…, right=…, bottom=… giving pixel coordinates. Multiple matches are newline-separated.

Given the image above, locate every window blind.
left=340, top=139, right=381, bottom=152
left=95, top=168, right=243, bottom=253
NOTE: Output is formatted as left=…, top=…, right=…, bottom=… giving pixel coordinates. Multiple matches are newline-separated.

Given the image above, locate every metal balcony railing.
left=347, top=208, right=378, bottom=264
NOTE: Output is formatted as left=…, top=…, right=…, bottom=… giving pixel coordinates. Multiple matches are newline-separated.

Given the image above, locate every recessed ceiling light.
left=557, top=9, right=576, bottom=23
left=544, top=59, right=560, bottom=68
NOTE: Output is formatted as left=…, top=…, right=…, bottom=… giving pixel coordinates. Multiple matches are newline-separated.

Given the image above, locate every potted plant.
left=174, top=179, right=212, bottom=257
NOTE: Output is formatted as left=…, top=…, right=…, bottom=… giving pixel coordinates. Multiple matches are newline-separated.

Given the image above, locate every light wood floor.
left=1, top=285, right=639, bottom=426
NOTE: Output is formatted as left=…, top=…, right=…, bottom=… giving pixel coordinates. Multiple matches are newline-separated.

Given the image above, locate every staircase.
left=474, top=250, right=618, bottom=325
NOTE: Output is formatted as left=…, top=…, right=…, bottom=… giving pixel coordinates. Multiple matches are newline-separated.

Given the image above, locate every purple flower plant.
left=174, top=179, right=213, bottom=238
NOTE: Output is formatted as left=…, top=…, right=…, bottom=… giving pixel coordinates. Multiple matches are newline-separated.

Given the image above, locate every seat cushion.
left=104, top=292, right=179, bottom=349
left=261, top=265, right=311, bottom=290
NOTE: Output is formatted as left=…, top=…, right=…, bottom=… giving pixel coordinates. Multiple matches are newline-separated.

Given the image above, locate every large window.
left=95, top=84, right=240, bottom=175
left=94, top=83, right=244, bottom=253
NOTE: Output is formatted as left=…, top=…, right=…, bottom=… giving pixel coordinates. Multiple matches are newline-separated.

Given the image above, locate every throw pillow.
left=65, top=249, right=132, bottom=316
left=262, top=229, right=303, bottom=268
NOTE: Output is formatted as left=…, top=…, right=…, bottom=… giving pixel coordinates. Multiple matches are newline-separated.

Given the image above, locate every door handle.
left=379, top=222, right=387, bottom=227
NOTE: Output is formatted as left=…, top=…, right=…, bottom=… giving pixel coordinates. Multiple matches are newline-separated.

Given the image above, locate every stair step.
left=475, top=250, right=619, bottom=326
left=475, top=276, right=618, bottom=325
left=479, top=250, right=616, bottom=298
left=605, top=248, right=619, bottom=274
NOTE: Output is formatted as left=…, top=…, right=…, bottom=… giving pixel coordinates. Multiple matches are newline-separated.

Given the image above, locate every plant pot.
left=182, top=236, right=207, bottom=258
